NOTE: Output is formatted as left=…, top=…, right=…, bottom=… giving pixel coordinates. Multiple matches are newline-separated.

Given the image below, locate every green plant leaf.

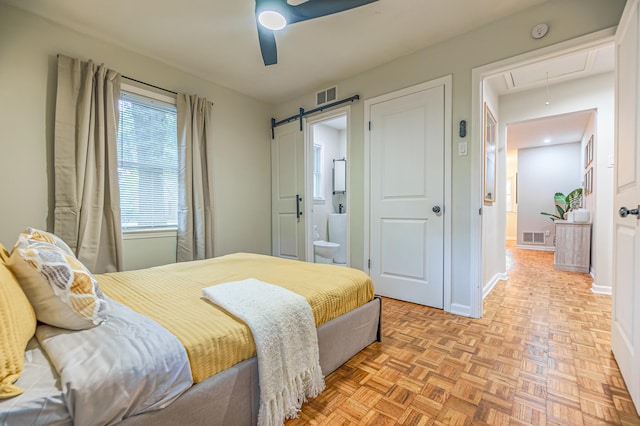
left=542, top=188, right=583, bottom=221
left=541, top=212, right=562, bottom=220
left=565, top=188, right=583, bottom=211
left=554, top=193, right=567, bottom=204
left=567, top=188, right=583, bottom=200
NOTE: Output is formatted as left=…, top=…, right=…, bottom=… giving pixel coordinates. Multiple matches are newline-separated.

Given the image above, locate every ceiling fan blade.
left=287, top=0, right=378, bottom=24
left=254, top=0, right=377, bottom=66
left=257, top=24, right=278, bottom=66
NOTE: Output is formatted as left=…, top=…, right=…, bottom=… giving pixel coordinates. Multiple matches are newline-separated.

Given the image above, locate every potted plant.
left=540, top=188, right=583, bottom=221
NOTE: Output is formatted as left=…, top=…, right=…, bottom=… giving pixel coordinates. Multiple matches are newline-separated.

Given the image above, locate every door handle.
left=619, top=205, right=640, bottom=218
left=296, top=194, right=303, bottom=221
left=432, top=205, right=441, bottom=214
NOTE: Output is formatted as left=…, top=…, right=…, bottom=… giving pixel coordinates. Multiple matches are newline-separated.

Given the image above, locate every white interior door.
left=612, top=0, right=640, bottom=415
left=271, top=120, right=306, bottom=260
left=368, top=83, right=446, bottom=308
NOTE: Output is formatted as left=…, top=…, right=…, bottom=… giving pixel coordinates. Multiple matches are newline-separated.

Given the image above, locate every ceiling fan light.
left=258, top=10, right=287, bottom=30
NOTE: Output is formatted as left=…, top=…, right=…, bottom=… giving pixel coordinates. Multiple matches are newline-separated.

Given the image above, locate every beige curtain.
left=177, top=94, right=215, bottom=261
left=54, top=54, right=123, bottom=273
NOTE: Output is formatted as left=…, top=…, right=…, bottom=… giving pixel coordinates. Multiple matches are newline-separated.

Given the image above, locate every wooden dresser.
left=554, top=221, right=591, bottom=273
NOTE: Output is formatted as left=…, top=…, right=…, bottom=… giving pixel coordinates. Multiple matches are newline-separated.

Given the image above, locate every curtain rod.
left=55, top=55, right=178, bottom=95
left=270, top=94, right=360, bottom=139
left=123, top=76, right=178, bottom=95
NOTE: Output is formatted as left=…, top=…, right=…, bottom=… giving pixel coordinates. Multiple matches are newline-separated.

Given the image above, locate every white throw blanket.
left=202, top=278, right=325, bottom=426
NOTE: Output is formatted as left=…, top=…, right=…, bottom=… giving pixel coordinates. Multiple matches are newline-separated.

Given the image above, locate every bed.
left=0, top=229, right=381, bottom=426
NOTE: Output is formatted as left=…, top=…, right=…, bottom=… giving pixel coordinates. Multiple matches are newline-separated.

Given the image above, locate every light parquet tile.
left=286, top=243, right=640, bottom=425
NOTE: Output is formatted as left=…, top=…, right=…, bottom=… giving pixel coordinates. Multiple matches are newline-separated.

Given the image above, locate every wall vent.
left=522, top=232, right=546, bottom=244
left=316, top=86, right=337, bottom=106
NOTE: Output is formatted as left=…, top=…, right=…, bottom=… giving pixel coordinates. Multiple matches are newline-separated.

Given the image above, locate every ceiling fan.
left=255, top=0, right=379, bottom=66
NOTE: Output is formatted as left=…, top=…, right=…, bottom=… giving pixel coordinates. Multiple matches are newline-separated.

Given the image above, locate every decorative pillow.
left=8, top=228, right=108, bottom=330
left=0, top=243, right=10, bottom=263
left=21, top=228, right=75, bottom=255
left=0, top=243, right=37, bottom=399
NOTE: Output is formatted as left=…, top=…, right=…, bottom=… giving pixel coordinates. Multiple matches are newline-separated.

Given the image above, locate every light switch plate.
left=458, top=142, right=468, bottom=156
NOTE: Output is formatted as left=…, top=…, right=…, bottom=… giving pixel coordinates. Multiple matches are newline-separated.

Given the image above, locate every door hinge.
left=368, top=259, right=371, bottom=269
left=479, top=208, right=482, bottom=215
left=368, top=121, right=372, bottom=131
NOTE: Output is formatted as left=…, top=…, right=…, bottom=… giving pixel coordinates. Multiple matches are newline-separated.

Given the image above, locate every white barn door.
left=612, top=0, right=640, bottom=415
left=367, top=79, right=449, bottom=308
left=271, top=121, right=306, bottom=260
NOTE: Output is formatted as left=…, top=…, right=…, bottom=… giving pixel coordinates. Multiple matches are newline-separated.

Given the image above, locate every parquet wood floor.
left=287, top=243, right=640, bottom=425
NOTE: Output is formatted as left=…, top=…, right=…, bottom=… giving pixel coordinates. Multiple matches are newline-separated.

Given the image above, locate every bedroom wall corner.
left=0, top=3, right=274, bottom=263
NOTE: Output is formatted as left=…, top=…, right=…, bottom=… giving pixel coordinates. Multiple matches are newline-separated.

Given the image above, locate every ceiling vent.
left=316, top=86, right=337, bottom=106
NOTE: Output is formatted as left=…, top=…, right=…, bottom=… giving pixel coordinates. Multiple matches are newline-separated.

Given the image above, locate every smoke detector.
left=531, top=23, right=549, bottom=39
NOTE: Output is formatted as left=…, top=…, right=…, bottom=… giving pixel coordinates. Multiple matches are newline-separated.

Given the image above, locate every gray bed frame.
left=120, top=296, right=382, bottom=426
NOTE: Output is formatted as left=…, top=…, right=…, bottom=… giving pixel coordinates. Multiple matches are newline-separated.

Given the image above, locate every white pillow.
left=8, top=228, right=108, bottom=330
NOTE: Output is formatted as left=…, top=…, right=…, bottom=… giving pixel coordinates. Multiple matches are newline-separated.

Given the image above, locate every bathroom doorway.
left=305, top=108, right=350, bottom=266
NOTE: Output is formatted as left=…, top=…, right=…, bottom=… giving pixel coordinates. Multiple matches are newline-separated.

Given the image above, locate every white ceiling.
left=487, top=44, right=614, bottom=96
left=491, top=43, right=613, bottom=152
left=506, top=110, right=594, bottom=151
left=320, top=116, right=347, bottom=131
left=2, top=0, right=551, bottom=104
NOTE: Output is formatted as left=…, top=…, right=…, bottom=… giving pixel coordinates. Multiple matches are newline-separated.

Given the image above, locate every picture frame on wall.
left=484, top=103, right=497, bottom=203
left=584, top=141, right=589, bottom=168
left=584, top=171, right=588, bottom=195
left=584, top=167, right=593, bottom=195
left=585, top=135, right=593, bottom=168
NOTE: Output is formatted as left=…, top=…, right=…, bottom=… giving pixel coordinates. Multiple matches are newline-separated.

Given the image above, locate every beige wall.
left=0, top=4, right=273, bottom=267
left=273, top=0, right=625, bottom=310
left=0, top=1, right=625, bottom=302
left=481, top=76, right=506, bottom=295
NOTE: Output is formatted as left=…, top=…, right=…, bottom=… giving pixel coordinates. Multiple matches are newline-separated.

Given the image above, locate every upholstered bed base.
left=119, top=297, right=381, bottom=426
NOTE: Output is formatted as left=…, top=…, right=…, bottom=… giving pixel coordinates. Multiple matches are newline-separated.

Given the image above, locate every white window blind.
left=117, top=91, right=178, bottom=232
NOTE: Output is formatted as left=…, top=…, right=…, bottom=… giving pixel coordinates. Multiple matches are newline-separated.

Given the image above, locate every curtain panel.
left=53, top=54, right=123, bottom=273
left=177, top=94, right=215, bottom=262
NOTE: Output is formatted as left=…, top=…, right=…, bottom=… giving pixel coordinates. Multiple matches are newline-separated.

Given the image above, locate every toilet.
left=328, top=214, right=347, bottom=265
left=313, top=225, right=340, bottom=264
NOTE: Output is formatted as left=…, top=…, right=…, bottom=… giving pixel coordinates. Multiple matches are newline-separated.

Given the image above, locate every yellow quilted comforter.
left=96, top=253, right=374, bottom=383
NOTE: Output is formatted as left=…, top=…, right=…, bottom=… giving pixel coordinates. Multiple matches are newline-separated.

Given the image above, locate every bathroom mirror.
left=333, top=158, right=346, bottom=194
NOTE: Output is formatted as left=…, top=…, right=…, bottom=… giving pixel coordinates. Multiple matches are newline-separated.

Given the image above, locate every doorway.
left=472, top=30, right=616, bottom=317
left=505, top=110, right=596, bottom=252
left=305, top=109, right=350, bottom=266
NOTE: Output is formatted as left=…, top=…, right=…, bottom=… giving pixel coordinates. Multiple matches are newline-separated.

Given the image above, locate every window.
left=117, top=87, right=178, bottom=232
left=313, top=144, right=323, bottom=200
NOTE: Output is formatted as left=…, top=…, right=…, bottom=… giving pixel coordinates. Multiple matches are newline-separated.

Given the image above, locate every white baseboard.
left=449, top=303, right=471, bottom=317
left=589, top=267, right=611, bottom=295
left=591, top=283, right=612, bottom=295
left=515, top=244, right=555, bottom=252
left=483, top=272, right=508, bottom=299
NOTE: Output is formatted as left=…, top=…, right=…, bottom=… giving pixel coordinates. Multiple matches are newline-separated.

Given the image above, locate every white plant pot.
left=573, top=208, right=591, bottom=223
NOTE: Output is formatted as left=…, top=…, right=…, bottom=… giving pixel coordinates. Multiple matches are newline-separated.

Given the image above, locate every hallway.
left=288, top=245, right=640, bottom=425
